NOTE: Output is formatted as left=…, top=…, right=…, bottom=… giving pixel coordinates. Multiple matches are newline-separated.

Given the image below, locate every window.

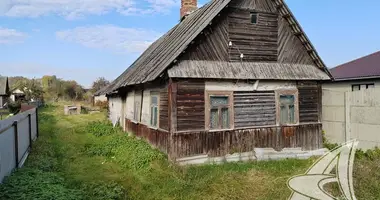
left=150, top=94, right=159, bottom=127
left=352, top=85, right=360, bottom=91
left=250, top=12, right=258, bottom=24
left=352, top=83, right=375, bottom=91
left=277, top=90, right=298, bottom=125
left=133, top=91, right=142, bottom=122
left=206, top=91, right=233, bottom=130
left=280, top=95, right=295, bottom=124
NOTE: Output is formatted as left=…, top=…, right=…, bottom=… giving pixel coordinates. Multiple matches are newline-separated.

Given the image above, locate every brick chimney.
left=181, top=0, right=197, bottom=19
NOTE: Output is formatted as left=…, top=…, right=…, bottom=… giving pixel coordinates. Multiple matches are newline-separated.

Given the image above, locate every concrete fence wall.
left=322, top=88, right=380, bottom=149
left=0, top=108, right=38, bottom=183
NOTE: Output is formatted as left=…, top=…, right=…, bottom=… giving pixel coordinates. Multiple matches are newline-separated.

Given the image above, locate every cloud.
left=0, top=27, right=27, bottom=44
left=0, top=0, right=180, bottom=19
left=56, top=25, right=161, bottom=54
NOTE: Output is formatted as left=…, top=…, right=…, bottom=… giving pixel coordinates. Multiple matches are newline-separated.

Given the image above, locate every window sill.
left=208, top=128, right=234, bottom=133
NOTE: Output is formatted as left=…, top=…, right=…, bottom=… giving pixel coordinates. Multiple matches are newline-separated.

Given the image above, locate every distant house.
left=102, top=0, right=332, bottom=164
left=10, top=89, right=26, bottom=102
left=0, top=77, right=10, bottom=107
left=93, top=86, right=109, bottom=103
left=324, top=51, right=380, bottom=92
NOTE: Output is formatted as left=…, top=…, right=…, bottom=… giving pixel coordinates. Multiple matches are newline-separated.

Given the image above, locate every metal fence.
left=0, top=108, right=38, bottom=183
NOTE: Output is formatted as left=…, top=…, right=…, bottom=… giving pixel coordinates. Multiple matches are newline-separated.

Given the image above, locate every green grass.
left=1, top=103, right=380, bottom=199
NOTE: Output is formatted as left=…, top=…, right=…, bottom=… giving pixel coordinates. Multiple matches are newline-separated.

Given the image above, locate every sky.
left=0, top=0, right=379, bottom=87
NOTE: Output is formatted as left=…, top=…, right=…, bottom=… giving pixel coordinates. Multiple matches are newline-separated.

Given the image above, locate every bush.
left=8, top=101, right=21, bottom=114
left=86, top=121, right=118, bottom=137
left=95, top=101, right=108, bottom=110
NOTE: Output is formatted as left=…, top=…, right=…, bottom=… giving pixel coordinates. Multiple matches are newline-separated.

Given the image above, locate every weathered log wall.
left=125, top=119, right=170, bottom=154
left=234, top=91, right=276, bottom=128
left=159, top=88, right=169, bottom=130
left=298, top=82, right=321, bottom=123
left=176, top=80, right=205, bottom=131
left=171, top=123, right=322, bottom=158
left=228, top=8, right=278, bottom=62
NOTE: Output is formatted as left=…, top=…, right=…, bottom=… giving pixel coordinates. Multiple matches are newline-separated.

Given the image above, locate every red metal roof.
left=330, top=51, right=380, bottom=80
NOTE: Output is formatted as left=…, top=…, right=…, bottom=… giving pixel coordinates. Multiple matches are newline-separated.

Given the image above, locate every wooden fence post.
left=13, top=121, right=19, bottom=168
left=28, top=113, right=32, bottom=149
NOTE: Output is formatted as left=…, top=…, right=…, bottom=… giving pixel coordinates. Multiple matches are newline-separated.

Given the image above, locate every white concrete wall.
left=205, top=80, right=297, bottom=91
left=125, top=91, right=135, bottom=120
left=323, top=79, right=380, bottom=92
left=322, top=89, right=346, bottom=144
left=322, top=88, right=380, bottom=149
left=108, top=96, right=123, bottom=126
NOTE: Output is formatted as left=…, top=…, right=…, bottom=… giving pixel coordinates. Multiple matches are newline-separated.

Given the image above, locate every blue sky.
left=0, top=0, right=379, bottom=87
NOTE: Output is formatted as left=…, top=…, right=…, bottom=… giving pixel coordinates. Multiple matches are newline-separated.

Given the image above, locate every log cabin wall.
left=181, top=10, right=229, bottom=61
left=228, top=8, right=278, bottom=62
left=171, top=124, right=323, bottom=158
left=159, top=87, right=169, bottom=131
left=297, top=81, right=322, bottom=123
left=234, top=91, right=276, bottom=128
left=176, top=80, right=205, bottom=131
left=125, top=119, right=170, bottom=154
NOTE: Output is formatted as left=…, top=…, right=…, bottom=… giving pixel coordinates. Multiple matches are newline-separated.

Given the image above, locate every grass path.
left=1, top=104, right=380, bottom=199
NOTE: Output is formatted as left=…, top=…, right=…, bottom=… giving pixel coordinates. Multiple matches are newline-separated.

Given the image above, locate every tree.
left=91, top=77, right=110, bottom=93
left=18, top=79, right=44, bottom=101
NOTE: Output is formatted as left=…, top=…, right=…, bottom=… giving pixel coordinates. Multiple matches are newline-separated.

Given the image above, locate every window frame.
left=250, top=12, right=258, bottom=24
left=150, top=93, right=160, bottom=128
left=133, top=91, right=142, bottom=122
left=352, top=83, right=375, bottom=91
left=276, top=89, right=299, bottom=126
left=205, top=91, right=234, bottom=131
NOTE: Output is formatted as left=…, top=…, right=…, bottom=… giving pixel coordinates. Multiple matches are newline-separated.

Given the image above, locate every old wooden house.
left=103, top=0, right=332, bottom=164
left=0, top=77, right=10, bottom=108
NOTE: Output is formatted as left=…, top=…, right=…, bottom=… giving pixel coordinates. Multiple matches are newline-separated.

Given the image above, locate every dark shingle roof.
left=0, top=77, right=9, bottom=96
left=330, top=51, right=380, bottom=80
left=106, top=0, right=330, bottom=94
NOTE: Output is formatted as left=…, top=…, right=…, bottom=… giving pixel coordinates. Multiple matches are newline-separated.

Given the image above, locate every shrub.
left=8, top=101, right=21, bottom=114
left=95, top=101, right=108, bottom=110
left=86, top=121, right=118, bottom=137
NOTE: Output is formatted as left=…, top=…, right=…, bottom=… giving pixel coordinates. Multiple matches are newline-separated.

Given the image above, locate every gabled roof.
left=330, top=51, right=380, bottom=81
left=106, top=0, right=330, bottom=94
left=0, top=76, right=9, bottom=96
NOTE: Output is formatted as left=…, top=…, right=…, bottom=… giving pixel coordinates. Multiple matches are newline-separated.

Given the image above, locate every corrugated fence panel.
left=176, top=81, right=205, bottom=131
left=234, top=91, right=276, bottom=128
left=17, top=118, right=30, bottom=162
left=31, top=113, right=37, bottom=140
left=298, top=83, right=320, bottom=123
left=159, top=89, right=169, bottom=131
left=0, top=127, right=16, bottom=183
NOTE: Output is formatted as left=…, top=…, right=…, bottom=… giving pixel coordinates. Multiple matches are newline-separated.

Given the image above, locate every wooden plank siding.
left=297, top=82, right=321, bottom=123
left=171, top=123, right=322, bottom=158
left=176, top=80, right=205, bottom=131
left=125, top=119, right=170, bottom=154
left=234, top=91, right=276, bottom=128
left=182, top=11, right=229, bottom=61
left=229, top=0, right=277, bottom=13
left=159, top=88, right=169, bottom=130
left=228, top=8, right=278, bottom=62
